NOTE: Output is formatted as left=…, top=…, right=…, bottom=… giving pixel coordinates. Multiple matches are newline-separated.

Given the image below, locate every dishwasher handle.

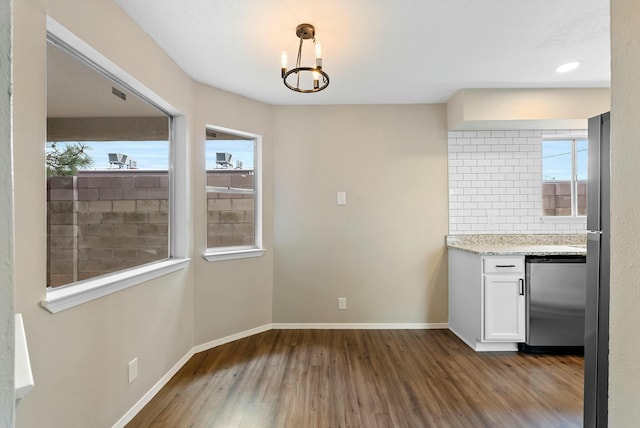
left=519, top=278, right=524, bottom=296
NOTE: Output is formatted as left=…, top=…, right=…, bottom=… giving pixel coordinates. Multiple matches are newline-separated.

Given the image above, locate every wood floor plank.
left=126, top=329, right=583, bottom=428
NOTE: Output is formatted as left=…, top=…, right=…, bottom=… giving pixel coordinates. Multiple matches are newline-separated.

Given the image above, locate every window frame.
left=203, top=125, right=264, bottom=262
left=41, top=18, right=190, bottom=314
left=541, top=134, right=588, bottom=219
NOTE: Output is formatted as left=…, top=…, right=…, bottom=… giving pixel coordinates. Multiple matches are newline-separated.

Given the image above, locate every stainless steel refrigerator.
left=584, top=112, right=610, bottom=427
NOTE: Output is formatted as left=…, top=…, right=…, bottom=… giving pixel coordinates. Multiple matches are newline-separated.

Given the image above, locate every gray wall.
left=609, top=0, right=640, bottom=424
left=193, top=83, right=274, bottom=345
left=0, top=0, right=15, bottom=425
left=13, top=1, right=196, bottom=426
left=272, top=105, right=449, bottom=324
left=13, top=2, right=276, bottom=426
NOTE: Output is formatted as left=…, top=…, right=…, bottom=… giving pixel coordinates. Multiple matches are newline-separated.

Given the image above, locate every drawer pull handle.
left=519, top=278, right=525, bottom=296
left=496, top=264, right=516, bottom=268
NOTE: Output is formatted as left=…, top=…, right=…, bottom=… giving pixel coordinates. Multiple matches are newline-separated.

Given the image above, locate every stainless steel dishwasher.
left=519, top=255, right=587, bottom=353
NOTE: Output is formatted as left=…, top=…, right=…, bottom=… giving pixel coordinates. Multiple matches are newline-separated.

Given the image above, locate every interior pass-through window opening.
left=46, top=37, right=173, bottom=288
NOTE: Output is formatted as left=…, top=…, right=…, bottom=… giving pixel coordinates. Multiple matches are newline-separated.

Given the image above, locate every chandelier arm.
left=295, top=37, right=304, bottom=90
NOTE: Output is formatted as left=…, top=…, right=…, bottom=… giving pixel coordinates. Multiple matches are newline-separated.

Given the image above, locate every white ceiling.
left=114, top=0, right=610, bottom=106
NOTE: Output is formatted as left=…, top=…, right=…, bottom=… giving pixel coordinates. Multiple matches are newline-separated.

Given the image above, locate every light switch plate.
left=337, top=192, right=347, bottom=205
left=128, top=358, right=138, bottom=384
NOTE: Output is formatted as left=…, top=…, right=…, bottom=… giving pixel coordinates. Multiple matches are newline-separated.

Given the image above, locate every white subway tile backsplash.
left=448, top=129, right=587, bottom=235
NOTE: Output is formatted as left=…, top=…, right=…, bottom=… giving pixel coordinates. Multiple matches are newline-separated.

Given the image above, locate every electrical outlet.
left=338, top=297, right=347, bottom=310
left=128, top=358, right=138, bottom=384
left=337, top=192, right=347, bottom=206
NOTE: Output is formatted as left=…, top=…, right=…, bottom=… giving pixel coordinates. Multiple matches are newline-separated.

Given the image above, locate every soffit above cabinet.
left=447, top=88, right=611, bottom=131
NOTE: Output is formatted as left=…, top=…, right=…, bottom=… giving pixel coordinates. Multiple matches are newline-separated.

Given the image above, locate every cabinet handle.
left=519, top=278, right=525, bottom=296
left=496, top=264, right=516, bottom=268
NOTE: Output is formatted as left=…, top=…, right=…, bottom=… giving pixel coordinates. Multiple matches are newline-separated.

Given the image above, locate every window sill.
left=540, top=216, right=587, bottom=223
left=203, top=248, right=265, bottom=262
left=40, top=258, right=191, bottom=314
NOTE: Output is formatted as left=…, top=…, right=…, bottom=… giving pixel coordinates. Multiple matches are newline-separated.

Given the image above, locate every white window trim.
left=540, top=216, right=586, bottom=223
left=541, top=133, right=588, bottom=219
left=40, top=259, right=191, bottom=314
left=41, top=18, right=191, bottom=313
left=204, top=248, right=265, bottom=262
left=203, top=126, right=264, bottom=262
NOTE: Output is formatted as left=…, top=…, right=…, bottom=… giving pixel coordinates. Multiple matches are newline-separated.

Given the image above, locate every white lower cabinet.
left=449, top=249, right=525, bottom=351
left=483, top=274, right=525, bottom=342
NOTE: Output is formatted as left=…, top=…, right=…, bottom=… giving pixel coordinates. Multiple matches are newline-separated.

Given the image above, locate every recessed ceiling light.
left=556, top=61, right=581, bottom=73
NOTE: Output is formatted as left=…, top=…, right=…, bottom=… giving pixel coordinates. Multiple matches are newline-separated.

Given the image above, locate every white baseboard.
left=112, top=323, right=272, bottom=428
left=192, top=324, right=272, bottom=354
left=448, top=325, right=519, bottom=352
left=272, top=323, right=449, bottom=330
left=113, top=322, right=448, bottom=427
left=474, top=341, right=519, bottom=352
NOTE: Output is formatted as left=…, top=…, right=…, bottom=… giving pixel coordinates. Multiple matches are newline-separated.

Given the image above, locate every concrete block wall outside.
left=47, top=170, right=255, bottom=287
left=542, top=181, right=587, bottom=216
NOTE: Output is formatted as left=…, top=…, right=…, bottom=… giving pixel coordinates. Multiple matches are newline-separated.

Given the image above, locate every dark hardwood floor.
left=126, top=329, right=583, bottom=428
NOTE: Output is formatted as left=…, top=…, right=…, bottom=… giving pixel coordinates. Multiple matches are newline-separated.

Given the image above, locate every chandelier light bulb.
left=281, top=51, right=288, bottom=77
left=315, top=42, right=322, bottom=69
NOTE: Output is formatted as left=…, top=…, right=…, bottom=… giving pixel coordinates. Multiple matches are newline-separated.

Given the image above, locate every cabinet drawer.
left=483, top=257, right=524, bottom=274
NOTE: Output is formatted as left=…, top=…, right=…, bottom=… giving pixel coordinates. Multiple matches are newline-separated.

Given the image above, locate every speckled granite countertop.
left=446, top=234, right=587, bottom=256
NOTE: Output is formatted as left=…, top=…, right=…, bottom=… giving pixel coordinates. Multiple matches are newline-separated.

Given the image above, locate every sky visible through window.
left=58, top=138, right=576, bottom=178
left=47, top=140, right=254, bottom=171
left=542, top=139, right=587, bottom=181
left=206, top=140, right=254, bottom=170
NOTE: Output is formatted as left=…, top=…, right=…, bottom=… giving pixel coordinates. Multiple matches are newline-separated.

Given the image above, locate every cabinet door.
left=484, top=275, right=525, bottom=342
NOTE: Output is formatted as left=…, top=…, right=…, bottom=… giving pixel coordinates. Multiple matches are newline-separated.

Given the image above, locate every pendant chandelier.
left=281, top=23, right=330, bottom=93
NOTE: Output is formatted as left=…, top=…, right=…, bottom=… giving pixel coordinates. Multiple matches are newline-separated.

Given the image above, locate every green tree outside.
left=46, top=142, right=93, bottom=177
